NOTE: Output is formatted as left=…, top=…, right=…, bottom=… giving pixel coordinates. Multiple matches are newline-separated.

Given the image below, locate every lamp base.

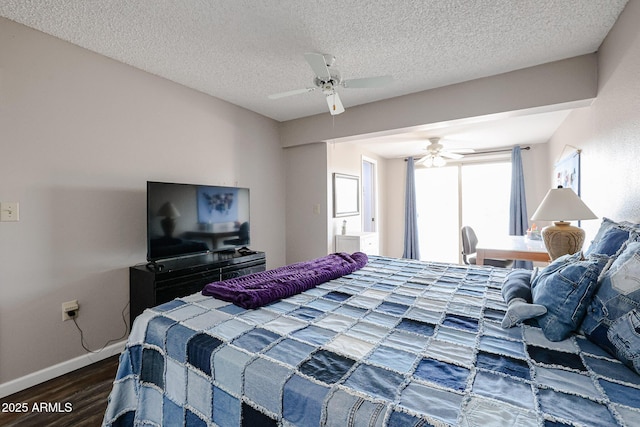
left=541, top=221, right=585, bottom=260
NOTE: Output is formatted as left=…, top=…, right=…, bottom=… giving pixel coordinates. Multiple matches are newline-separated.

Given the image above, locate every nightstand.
left=335, top=232, right=379, bottom=255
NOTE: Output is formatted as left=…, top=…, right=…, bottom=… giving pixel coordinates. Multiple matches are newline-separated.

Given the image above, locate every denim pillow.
left=588, top=227, right=630, bottom=256
left=531, top=252, right=610, bottom=342
left=585, top=218, right=617, bottom=255
left=581, top=241, right=640, bottom=375
left=585, top=218, right=640, bottom=256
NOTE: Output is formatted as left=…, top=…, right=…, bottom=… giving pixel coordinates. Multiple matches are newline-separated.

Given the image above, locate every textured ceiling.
left=0, top=0, right=628, bottom=124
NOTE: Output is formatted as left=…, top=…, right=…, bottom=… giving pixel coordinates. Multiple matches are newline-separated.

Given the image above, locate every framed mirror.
left=333, top=173, right=360, bottom=217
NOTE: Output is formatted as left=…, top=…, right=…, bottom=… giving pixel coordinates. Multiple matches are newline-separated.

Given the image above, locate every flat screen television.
left=147, top=181, right=250, bottom=261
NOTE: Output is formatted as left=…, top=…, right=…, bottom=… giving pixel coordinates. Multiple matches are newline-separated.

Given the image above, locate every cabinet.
left=130, top=251, right=265, bottom=323
left=335, top=232, right=379, bottom=255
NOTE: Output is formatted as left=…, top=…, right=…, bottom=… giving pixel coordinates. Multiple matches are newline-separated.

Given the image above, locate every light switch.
left=0, top=202, right=19, bottom=221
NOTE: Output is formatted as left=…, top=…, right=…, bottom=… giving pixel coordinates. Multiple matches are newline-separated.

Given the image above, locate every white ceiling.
left=0, top=0, right=628, bottom=156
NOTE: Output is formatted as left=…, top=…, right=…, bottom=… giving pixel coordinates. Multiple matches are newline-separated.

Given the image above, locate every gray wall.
left=0, top=17, right=286, bottom=385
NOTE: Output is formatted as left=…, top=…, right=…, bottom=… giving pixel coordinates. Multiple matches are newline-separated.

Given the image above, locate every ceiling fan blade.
left=342, top=75, right=393, bottom=88
left=440, top=152, right=464, bottom=159
left=267, top=87, right=315, bottom=99
left=414, top=155, right=428, bottom=165
left=448, top=148, right=475, bottom=154
left=304, top=52, right=331, bottom=80
left=326, top=92, right=345, bottom=115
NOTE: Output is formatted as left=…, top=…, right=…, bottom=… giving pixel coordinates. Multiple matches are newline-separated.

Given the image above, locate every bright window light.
left=415, top=161, right=511, bottom=263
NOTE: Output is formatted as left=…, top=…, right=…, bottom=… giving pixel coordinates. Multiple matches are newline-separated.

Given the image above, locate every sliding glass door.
left=461, top=162, right=512, bottom=246
left=415, top=161, right=511, bottom=263
left=415, top=166, right=459, bottom=263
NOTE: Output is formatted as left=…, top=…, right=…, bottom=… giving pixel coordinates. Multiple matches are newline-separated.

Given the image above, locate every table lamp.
left=530, top=186, right=597, bottom=260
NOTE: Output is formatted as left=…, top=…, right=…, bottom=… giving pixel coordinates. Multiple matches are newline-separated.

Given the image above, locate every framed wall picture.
left=554, top=149, right=581, bottom=195
left=333, top=173, right=360, bottom=217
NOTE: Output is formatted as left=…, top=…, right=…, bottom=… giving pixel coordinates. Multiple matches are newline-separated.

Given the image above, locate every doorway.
left=362, top=157, right=377, bottom=232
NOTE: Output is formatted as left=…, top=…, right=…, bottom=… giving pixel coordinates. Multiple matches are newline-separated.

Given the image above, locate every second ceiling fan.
left=415, top=138, right=475, bottom=167
left=268, top=53, right=393, bottom=115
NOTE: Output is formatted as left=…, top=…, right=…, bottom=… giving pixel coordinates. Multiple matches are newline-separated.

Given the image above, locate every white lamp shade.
left=530, top=187, right=597, bottom=222
left=157, top=202, right=181, bottom=218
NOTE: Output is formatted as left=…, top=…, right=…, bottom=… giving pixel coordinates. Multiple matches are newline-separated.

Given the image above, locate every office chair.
left=461, top=226, right=513, bottom=268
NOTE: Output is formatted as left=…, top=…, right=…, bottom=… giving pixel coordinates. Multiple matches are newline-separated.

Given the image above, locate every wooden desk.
left=476, top=235, right=550, bottom=266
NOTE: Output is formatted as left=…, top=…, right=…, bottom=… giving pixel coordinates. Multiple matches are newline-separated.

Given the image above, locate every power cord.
left=72, top=301, right=130, bottom=354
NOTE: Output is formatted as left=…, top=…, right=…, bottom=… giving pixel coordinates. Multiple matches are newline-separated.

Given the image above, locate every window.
left=415, top=160, right=511, bottom=263
left=415, top=166, right=459, bottom=263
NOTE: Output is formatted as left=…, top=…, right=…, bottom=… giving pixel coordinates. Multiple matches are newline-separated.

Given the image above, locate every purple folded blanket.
left=202, top=252, right=368, bottom=309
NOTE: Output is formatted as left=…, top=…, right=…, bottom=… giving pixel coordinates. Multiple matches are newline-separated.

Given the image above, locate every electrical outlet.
left=62, top=300, right=79, bottom=321
left=0, top=202, right=19, bottom=221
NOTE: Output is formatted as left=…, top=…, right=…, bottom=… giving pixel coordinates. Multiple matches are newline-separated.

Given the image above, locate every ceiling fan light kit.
left=420, top=155, right=447, bottom=168
left=268, top=52, right=393, bottom=116
left=415, top=137, right=474, bottom=167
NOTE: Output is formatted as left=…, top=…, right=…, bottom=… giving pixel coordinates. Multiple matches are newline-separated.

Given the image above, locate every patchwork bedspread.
left=103, top=256, right=640, bottom=426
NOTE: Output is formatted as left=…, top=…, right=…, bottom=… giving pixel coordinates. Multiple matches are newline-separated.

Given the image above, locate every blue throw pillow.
left=585, top=218, right=617, bottom=255
left=587, top=226, right=631, bottom=256
left=585, top=217, right=640, bottom=256
left=531, top=252, right=611, bottom=342
left=581, top=241, right=640, bottom=375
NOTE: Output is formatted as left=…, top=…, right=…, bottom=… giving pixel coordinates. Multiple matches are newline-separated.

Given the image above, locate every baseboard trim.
left=0, top=340, right=126, bottom=399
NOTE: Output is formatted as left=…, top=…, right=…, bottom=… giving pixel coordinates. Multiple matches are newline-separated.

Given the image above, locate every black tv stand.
left=130, top=251, right=266, bottom=323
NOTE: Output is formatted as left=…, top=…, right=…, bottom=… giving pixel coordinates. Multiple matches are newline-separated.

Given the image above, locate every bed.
left=103, top=226, right=640, bottom=426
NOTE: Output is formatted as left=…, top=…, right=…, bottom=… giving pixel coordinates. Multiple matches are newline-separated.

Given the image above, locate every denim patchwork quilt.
left=103, top=256, right=640, bottom=426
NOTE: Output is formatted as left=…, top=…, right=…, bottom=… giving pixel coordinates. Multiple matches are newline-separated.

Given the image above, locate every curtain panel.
left=403, top=157, right=420, bottom=260
left=509, top=146, right=533, bottom=269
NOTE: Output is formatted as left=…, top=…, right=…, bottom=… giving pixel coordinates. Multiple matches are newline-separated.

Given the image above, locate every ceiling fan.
left=415, top=138, right=475, bottom=167
left=268, top=52, right=393, bottom=115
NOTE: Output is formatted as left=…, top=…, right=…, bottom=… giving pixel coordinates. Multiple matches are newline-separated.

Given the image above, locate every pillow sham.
left=585, top=218, right=617, bottom=255
left=587, top=226, right=631, bottom=256
left=531, top=252, right=610, bottom=342
left=585, top=217, right=640, bottom=256
left=581, top=241, right=640, bottom=375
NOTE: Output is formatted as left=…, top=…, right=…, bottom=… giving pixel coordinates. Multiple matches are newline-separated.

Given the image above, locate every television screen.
left=147, top=181, right=250, bottom=261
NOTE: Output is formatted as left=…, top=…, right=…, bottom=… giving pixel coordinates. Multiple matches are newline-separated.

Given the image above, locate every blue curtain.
left=403, top=157, right=420, bottom=259
left=509, top=146, right=533, bottom=269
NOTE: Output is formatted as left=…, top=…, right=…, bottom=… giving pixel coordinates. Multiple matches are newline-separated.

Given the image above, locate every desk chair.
left=461, top=226, right=513, bottom=268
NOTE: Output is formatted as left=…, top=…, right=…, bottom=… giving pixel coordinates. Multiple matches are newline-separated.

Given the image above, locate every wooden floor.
left=0, top=355, right=120, bottom=427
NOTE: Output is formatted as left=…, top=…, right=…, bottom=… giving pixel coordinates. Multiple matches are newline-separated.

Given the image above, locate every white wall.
left=522, top=144, right=552, bottom=226
left=383, top=159, right=408, bottom=258
left=0, top=18, right=286, bottom=385
left=327, top=143, right=386, bottom=254
left=548, top=0, right=640, bottom=240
